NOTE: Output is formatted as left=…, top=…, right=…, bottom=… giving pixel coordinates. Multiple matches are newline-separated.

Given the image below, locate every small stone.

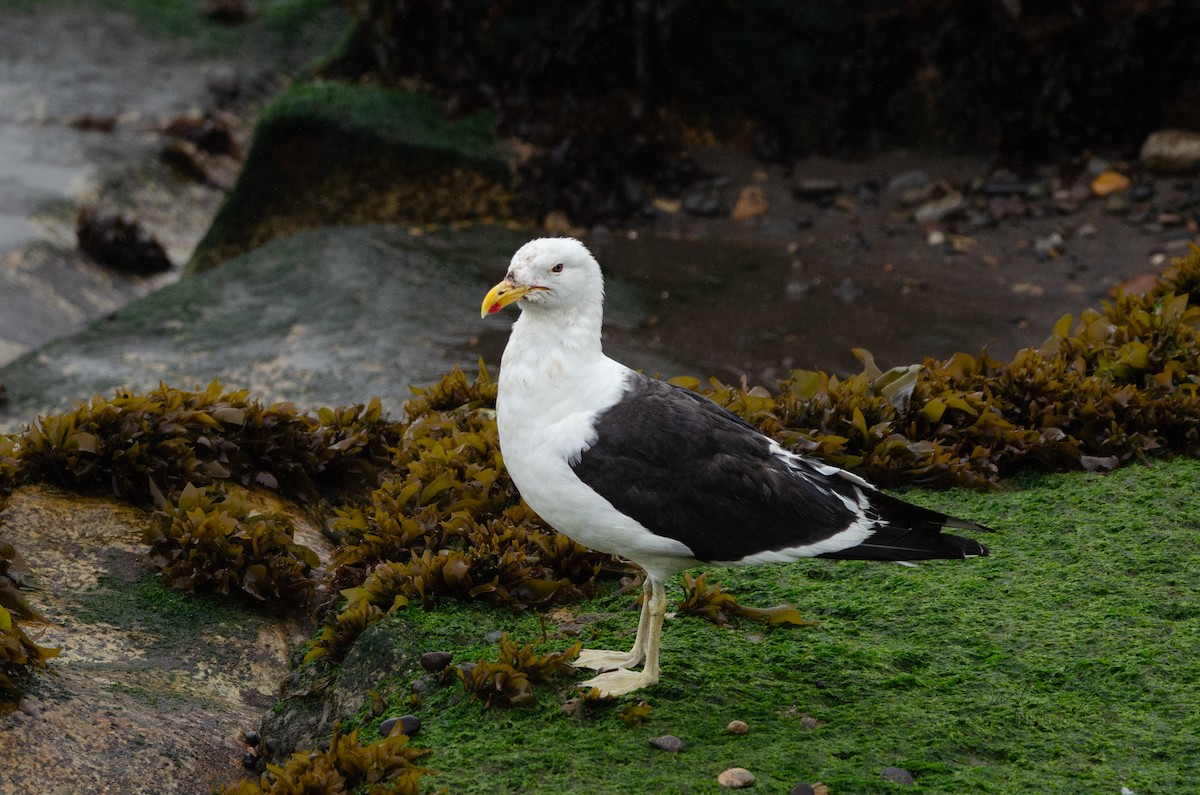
left=718, top=767, right=756, bottom=788
left=379, top=714, right=421, bottom=738
left=881, top=766, right=915, bottom=785
left=649, top=734, right=684, bottom=753
left=243, top=730, right=260, bottom=747
left=913, top=192, right=966, bottom=223
left=264, top=737, right=279, bottom=754
left=1104, top=192, right=1132, bottom=214
left=241, top=752, right=258, bottom=771
left=1141, top=128, right=1200, bottom=174
left=1091, top=170, right=1131, bottom=197
left=792, top=178, right=842, bottom=201
left=420, top=651, right=452, bottom=672
left=725, top=720, right=750, bottom=734
left=886, top=169, right=931, bottom=194
left=732, top=185, right=769, bottom=220
left=790, top=784, right=814, bottom=795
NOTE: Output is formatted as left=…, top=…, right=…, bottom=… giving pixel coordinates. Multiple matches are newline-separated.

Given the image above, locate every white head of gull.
left=482, top=237, right=990, bottom=697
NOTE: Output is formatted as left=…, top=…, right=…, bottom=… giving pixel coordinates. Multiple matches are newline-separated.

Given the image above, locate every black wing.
left=570, top=374, right=989, bottom=563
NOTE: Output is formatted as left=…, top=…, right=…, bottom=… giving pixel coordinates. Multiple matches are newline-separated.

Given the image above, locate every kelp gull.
left=481, top=237, right=990, bottom=696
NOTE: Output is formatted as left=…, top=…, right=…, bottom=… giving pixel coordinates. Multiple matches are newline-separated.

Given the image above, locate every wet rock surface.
left=0, top=483, right=318, bottom=794
left=0, top=3, right=341, bottom=365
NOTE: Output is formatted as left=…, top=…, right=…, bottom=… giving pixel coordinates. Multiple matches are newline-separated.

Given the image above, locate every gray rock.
left=0, top=483, right=318, bottom=794
left=913, top=192, right=967, bottom=223
left=1140, top=129, right=1200, bottom=174
left=0, top=225, right=525, bottom=428
left=718, top=767, right=756, bottom=788
left=881, top=766, right=916, bottom=785
left=649, top=734, right=684, bottom=753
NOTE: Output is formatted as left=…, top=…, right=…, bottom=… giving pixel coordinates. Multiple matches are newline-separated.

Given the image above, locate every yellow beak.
left=480, top=279, right=543, bottom=318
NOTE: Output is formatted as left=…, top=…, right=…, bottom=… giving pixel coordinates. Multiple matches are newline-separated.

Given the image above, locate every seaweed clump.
left=455, top=633, right=582, bottom=709
left=0, top=542, right=58, bottom=702
left=17, top=381, right=399, bottom=507
left=145, top=483, right=319, bottom=606
left=219, top=723, right=432, bottom=795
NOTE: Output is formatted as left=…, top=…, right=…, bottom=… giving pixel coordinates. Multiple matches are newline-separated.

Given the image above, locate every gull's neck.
left=504, top=298, right=605, bottom=370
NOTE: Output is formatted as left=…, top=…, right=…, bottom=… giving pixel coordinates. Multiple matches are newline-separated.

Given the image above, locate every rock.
left=380, top=714, right=421, bottom=738
left=0, top=226, right=548, bottom=427
left=725, top=719, right=750, bottom=734
left=881, top=766, right=916, bottom=785
left=420, top=651, right=453, bottom=672
left=913, top=192, right=966, bottom=223
left=0, top=484, right=318, bottom=794
left=791, top=178, right=841, bottom=202
left=732, top=185, right=769, bottom=220
left=75, top=207, right=173, bottom=275
left=1104, top=193, right=1133, bottom=214
left=682, top=179, right=729, bottom=216
left=718, top=767, right=756, bottom=788
left=649, top=734, right=684, bottom=753
left=1091, top=170, right=1131, bottom=197
left=1140, top=129, right=1200, bottom=174
left=186, top=84, right=515, bottom=274
left=885, top=169, right=931, bottom=194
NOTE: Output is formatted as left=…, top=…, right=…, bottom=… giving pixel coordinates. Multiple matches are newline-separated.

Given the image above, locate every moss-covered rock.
left=187, top=83, right=515, bottom=273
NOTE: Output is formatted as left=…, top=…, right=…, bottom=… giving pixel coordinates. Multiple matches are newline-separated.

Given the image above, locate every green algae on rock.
left=187, top=83, right=515, bottom=274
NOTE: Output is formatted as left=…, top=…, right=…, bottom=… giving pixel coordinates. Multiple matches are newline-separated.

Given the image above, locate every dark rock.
left=791, top=178, right=841, bottom=201
left=380, top=714, right=421, bottom=738
left=793, top=215, right=814, bottom=231
left=790, top=785, right=815, bottom=795
left=649, top=734, right=684, bottom=753
left=243, top=729, right=260, bottom=747
left=980, top=176, right=1028, bottom=196
left=241, top=752, right=259, bottom=771
left=75, top=207, right=172, bottom=274
left=881, top=766, right=916, bottom=785
left=420, top=651, right=453, bottom=672
left=682, top=180, right=728, bottom=217
left=204, top=0, right=251, bottom=24
left=1129, top=183, right=1156, bottom=202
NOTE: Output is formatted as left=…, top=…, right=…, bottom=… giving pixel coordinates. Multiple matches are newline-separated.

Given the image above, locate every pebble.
left=791, top=178, right=842, bottom=201
left=881, top=766, right=915, bottom=785
left=243, top=730, right=260, bottom=747
left=725, top=719, right=749, bottom=734
left=379, top=714, right=421, bottom=738
left=1141, top=128, right=1200, bottom=174
left=1104, top=193, right=1132, bottom=214
left=420, top=651, right=453, bottom=672
left=717, top=767, right=756, bottom=788
left=913, top=192, right=966, bottom=223
left=649, top=734, right=684, bottom=753
left=682, top=180, right=728, bottom=216
left=886, top=169, right=931, bottom=194
left=790, top=785, right=815, bottom=795
left=240, top=752, right=258, bottom=771
left=1091, top=170, right=1131, bottom=197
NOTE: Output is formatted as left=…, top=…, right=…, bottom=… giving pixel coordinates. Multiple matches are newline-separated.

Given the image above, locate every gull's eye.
left=551, top=263, right=564, bottom=273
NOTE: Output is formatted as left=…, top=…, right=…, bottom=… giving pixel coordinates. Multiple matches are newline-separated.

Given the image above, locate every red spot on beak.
left=487, top=303, right=502, bottom=315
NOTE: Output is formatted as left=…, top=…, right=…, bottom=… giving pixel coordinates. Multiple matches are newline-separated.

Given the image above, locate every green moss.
left=187, top=83, right=512, bottom=273
left=332, top=459, right=1199, bottom=794
left=75, top=573, right=256, bottom=649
